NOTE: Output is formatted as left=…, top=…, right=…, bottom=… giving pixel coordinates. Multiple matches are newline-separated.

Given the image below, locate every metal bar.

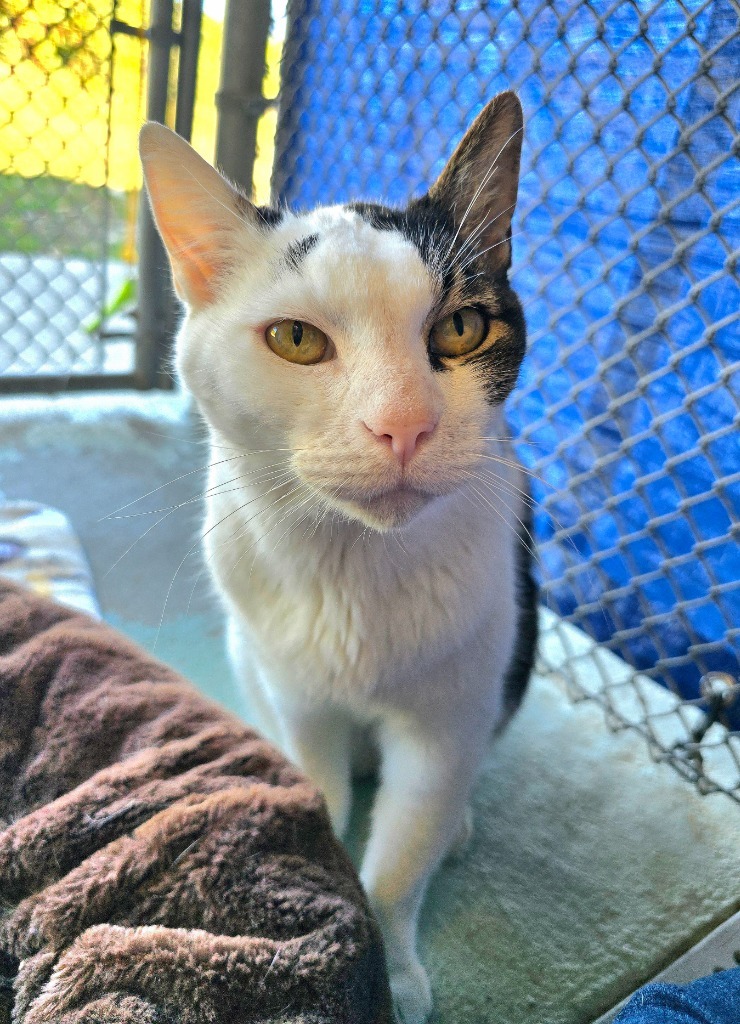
left=175, top=0, right=203, bottom=142
left=111, top=19, right=180, bottom=45
left=0, top=374, right=143, bottom=395
left=215, top=0, right=272, bottom=195
left=110, top=19, right=148, bottom=39
left=135, top=0, right=176, bottom=390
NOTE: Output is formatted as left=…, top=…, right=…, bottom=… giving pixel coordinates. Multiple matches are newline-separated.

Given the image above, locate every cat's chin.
left=334, top=486, right=435, bottom=532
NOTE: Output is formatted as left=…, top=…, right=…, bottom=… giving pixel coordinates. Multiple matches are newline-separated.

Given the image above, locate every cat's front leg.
left=275, top=696, right=355, bottom=838
left=360, top=715, right=489, bottom=1024
left=226, top=615, right=283, bottom=744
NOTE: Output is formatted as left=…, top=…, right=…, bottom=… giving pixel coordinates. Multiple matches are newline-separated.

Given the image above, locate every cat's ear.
left=139, top=122, right=259, bottom=307
left=427, top=91, right=523, bottom=272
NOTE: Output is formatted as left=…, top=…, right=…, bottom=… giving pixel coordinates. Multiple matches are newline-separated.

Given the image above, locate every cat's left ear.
left=427, top=91, right=523, bottom=272
left=139, top=122, right=262, bottom=307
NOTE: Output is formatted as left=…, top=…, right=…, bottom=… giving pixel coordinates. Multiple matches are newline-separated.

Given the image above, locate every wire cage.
left=270, top=0, right=740, bottom=800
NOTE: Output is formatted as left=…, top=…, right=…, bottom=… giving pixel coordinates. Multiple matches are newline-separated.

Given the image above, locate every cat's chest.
left=206, top=491, right=515, bottom=702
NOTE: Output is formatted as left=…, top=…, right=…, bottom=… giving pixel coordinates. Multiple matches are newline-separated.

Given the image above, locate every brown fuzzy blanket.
left=0, top=580, right=392, bottom=1024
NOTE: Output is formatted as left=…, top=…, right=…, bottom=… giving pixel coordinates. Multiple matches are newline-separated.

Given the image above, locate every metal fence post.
left=135, top=0, right=177, bottom=389
left=215, top=0, right=272, bottom=196
left=175, top=0, right=203, bottom=141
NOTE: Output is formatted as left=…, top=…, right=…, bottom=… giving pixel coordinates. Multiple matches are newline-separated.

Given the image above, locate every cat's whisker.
left=175, top=480, right=302, bottom=629
left=471, top=452, right=546, bottom=483
left=476, top=437, right=545, bottom=447
left=394, top=530, right=410, bottom=556
left=381, top=528, right=407, bottom=568
left=447, top=201, right=518, bottom=272
left=109, top=462, right=290, bottom=581
left=469, top=463, right=537, bottom=509
left=470, top=465, right=584, bottom=571
left=477, top=465, right=585, bottom=562
left=103, top=508, right=178, bottom=579
left=460, top=473, right=538, bottom=566
left=463, top=470, right=539, bottom=564
left=233, top=480, right=330, bottom=583
left=269, top=489, right=319, bottom=550
left=132, top=426, right=211, bottom=447
left=457, top=229, right=524, bottom=274
left=227, top=484, right=310, bottom=586
left=453, top=201, right=517, bottom=260
left=460, top=483, right=490, bottom=518
left=106, top=461, right=297, bottom=519
left=465, top=452, right=538, bottom=504
left=98, top=451, right=254, bottom=521
left=134, top=429, right=304, bottom=457
left=232, top=480, right=307, bottom=547
left=305, top=495, right=333, bottom=542
left=275, top=493, right=329, bottom=553
left=349, top=522, right=368, bottom=554
left=183, top=476, right=299, bottom=615
left=153, top=476, right=303, bottom=649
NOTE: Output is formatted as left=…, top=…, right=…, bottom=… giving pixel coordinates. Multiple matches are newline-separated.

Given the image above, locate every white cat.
left=140, top=91, right=537, bottom=1024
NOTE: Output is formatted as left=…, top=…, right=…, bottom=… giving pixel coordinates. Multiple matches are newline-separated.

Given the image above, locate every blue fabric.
left=274, top=1, right=740, bottom=719
left=613, top=968, right=740, bottom=1024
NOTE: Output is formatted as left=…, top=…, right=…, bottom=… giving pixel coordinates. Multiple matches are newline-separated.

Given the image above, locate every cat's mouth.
left=330, top=484, right=436, bottom=530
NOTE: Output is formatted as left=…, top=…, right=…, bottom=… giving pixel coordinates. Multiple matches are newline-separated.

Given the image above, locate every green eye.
left=266, top=320, right=329, bottom=364
left=430, top=307, right=487, bottom=357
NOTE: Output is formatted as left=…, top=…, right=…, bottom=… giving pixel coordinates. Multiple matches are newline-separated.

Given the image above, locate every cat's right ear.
left=139, top=123, right=258, bottom=307
left=426, top=92, right=523, bottom=273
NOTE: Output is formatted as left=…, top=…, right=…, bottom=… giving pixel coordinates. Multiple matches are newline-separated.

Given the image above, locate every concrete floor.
left=1, top=392, right=738, bottom=1024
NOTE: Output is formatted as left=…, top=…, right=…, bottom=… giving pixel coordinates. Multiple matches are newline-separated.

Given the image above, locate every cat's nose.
left=362, top=415, right=439, bottom=467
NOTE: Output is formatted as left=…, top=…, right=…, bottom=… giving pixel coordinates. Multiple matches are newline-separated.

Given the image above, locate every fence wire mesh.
left=0, top=0, right=145, bottom=381
left=272, top=0, right=740, bottom=800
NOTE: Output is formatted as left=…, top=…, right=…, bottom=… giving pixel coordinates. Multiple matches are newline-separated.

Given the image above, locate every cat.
left=140, top=90, right=537, bottom=1024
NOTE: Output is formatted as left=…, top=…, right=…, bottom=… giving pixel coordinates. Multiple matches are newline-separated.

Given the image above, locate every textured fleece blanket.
left=0, top=579, right=392, bottom=1024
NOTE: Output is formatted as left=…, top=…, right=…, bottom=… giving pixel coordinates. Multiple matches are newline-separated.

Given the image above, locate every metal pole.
left=215, top=0, right=272, bottom=195
left=175, top=0, right=203, bottom=141
left=135, top=0, right=176, bottom=389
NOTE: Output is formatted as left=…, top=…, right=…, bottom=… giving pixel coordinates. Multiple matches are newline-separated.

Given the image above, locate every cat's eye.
left=266, top=320, right=329, bottom=365
left=429, top=307, right=487, bottom=358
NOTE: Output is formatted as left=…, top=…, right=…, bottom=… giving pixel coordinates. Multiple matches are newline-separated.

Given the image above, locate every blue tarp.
left=273, top=1, right=739, bottom=715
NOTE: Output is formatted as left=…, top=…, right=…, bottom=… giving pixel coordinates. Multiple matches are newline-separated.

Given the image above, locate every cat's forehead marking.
left=283, top=233, right=319, bottom=272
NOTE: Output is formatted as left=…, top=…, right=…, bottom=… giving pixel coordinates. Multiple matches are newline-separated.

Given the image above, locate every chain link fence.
left=272, top=0, right=740, bottom=801
left=0, top=0, right=139, bottom=383
left=0, top=0, right=215, bottom=390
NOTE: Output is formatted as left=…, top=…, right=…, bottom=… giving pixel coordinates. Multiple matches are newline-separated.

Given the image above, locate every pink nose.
left=363, top=415, right=438, bottom=466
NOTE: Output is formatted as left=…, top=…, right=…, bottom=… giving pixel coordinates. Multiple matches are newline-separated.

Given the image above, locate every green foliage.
left=0, top=173, right=128, bottom=258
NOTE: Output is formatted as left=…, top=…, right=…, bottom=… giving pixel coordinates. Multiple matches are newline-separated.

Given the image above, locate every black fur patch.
left=254, top=205, right=283, bottom=228
left=498, top=500, right=539, bottom=729
left=284, top=233, right=319, bottom=272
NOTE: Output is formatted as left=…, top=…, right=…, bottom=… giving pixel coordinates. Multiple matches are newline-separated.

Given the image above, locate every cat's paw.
left=445, top=804, right=474, bottom=861
left=389, top=959, right=432, bottom=1024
